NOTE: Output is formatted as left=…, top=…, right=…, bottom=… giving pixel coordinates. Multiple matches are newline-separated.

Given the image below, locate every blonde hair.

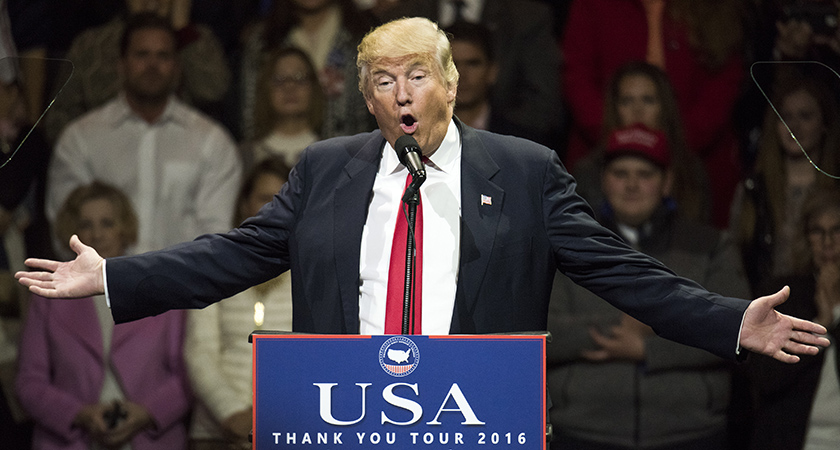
left=356, top=17, right=459, bottom=98
left=55, top=182, right=138, bottom=254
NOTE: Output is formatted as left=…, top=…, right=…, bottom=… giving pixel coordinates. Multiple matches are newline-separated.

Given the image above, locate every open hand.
left=740, top=286, right=830, bottom=363
left=15, top=235, right=105, bottom=298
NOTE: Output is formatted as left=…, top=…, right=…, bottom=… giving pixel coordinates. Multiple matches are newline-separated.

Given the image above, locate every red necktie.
left=385, top=174, right=423, bottom=334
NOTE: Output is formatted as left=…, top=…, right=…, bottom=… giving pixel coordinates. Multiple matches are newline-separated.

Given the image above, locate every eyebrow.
left=371, top=60, right=429, bottom=77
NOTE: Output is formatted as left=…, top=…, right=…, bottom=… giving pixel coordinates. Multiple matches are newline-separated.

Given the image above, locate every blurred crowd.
left=1, top=0, right=840, bottom=449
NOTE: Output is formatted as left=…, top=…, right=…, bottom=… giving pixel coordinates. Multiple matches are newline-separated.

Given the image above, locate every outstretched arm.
left=740, top=286, right=830, bottom=363
left=15, top=235, right=105, bottom=299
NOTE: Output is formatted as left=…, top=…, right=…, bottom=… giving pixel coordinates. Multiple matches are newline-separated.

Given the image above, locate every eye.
left=375, top=78, right=394, bottom=90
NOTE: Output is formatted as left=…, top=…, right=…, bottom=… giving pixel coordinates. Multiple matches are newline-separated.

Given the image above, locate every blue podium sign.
left=251, top=334, right=546, bottom=449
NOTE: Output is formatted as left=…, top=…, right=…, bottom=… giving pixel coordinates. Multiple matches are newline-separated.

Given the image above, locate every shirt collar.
left=381, top=119, right=461, bottom=176
left=109, top=93, right=185, bottom=127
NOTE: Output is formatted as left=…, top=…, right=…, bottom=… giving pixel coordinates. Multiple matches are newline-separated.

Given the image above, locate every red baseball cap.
left=605, top=124, right=670, bottom=168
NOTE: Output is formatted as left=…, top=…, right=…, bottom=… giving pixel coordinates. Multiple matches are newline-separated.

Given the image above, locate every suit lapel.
left=454, top=122, right=504, bottom=331
left=334, top=134, right=384, bottom=333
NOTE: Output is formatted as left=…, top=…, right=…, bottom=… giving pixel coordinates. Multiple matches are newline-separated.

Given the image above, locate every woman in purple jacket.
left=16, top=182, right=191, bottom=450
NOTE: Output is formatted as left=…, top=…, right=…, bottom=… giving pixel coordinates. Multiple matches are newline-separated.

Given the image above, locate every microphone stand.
left=400, top=177, right=422, bottom=335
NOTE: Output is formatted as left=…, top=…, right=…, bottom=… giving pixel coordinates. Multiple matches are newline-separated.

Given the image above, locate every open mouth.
left=400, top=114, right=418, bottom=134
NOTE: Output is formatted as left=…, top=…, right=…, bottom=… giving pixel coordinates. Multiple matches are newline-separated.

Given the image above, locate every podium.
left=250, top=332, right=549, bottom=449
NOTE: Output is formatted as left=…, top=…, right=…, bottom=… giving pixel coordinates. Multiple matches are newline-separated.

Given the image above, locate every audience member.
left=572, top=61, right=710, bottom=225
left=240, top=46, right=324, bottom=171
left=43, top=0, right=231, bottom=143
left=770, top=0, right=840, bottom=70
left=5, top=0, right=50, bottom=125
left=0, top=75, right=51, bottom=449
left=746, top=185, right=840, bottom=450
left=547, top=124, right=750, bottom=450
left=376, top=0, right=562, bottom=148
left=46, top=12, right=241, bottom=256
left=185, top=158, right=292, bottom=450
left=730, top=74, right=840, bottom=293
left=736, top=0, right=840, bottom=167
left=562, top=0, right=745, bottom=228
left=15, top=181, right=191, bottom=450
left=239, top=0, right=376, bottom=140
left=445, top=21, right=497, bottom=131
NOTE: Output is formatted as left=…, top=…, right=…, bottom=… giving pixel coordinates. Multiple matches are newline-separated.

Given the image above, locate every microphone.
left=394, top=135, right=426, bottom=202
left=395, top=135, right=426, bottom=181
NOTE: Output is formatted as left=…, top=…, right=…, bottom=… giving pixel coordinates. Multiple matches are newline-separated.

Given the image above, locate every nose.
left=625, top=174, right=641, bottom=191
left=395, top=79, right=412, bottom=106
left=89, top=225, right=104, bottom=243
left=631, top=102, right=646, bottom=120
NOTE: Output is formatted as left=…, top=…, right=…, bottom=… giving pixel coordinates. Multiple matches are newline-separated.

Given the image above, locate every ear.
left=365, top=94, right=376, bottom=115
left=447, top=82, right=457, bottom=105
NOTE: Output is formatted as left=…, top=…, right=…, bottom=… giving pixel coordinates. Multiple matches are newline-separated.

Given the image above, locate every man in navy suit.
left=16, top=17, right=829, bottom=364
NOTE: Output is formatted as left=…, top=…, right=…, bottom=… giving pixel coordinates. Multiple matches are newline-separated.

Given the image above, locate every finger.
left=788, top=341, right=822, bottom=357
left=69, top=234, right=88, bottom=255
left=27, top=284, right=63, bottom=298
left=587, top=328, right=612, bottom=347
left=773, top=350, right=801, bottom=364
left=756, top=285, right=791, bottom=310
left=15, top=271, right=55, bottom=282
left=581, top=349, right=609, bottom=361
left=22, top=258, right=60, bottom=272
left=16, top=277, right=55, bottom=292
left=790, top=329, right=831, bottom=348
left=789, top=316, right=828, bottom=336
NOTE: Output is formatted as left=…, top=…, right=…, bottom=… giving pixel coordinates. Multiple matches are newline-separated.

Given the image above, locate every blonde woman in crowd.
left=16, top=182, right=190, bottom=450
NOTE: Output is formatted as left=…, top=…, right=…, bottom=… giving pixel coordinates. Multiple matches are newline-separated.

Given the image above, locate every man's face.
left=364, top=57, right=456, bottom=156
left=119, top=28, right=179, bottom=102
left=601, top=156, right=671, bottom=227
left=451, top=40, right=495, bottom=109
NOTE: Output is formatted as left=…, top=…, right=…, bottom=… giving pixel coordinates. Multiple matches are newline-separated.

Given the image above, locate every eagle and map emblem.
left=379, top=336, right=420, bottom=377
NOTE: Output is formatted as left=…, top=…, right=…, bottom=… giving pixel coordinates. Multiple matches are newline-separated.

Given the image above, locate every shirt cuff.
left=102, top=259, right=110, bottom=307
left=735, top=309, right=746, bottom=356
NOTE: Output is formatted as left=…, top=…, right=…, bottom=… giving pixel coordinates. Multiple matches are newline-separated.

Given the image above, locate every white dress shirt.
left=358, top=120, right=462, bottom=335
left=48, top=94, right=241, bottom=255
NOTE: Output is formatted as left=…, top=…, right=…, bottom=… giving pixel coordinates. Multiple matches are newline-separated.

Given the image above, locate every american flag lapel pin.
left=481, top=194, right=492, bottom=206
